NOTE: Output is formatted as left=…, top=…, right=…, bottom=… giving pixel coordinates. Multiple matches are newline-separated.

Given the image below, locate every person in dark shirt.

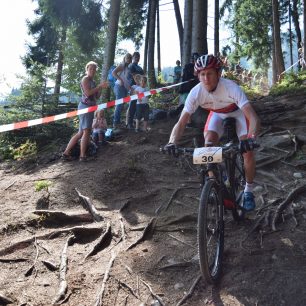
left=179, top=52, right=200, bottom=106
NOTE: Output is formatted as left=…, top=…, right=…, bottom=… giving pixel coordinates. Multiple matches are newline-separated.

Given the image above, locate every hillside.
left=0, top=92, right=306, bottom=306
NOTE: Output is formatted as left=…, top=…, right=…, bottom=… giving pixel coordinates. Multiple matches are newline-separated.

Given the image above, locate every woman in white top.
left=112, top=53, right=132, bottom=128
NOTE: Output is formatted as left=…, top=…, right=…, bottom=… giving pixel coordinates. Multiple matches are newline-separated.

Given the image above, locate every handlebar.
left=160, top=141, right=260, bottom=157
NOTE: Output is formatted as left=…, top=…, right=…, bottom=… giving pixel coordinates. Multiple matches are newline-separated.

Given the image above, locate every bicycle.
left=162, top=117, right=259, bottom=284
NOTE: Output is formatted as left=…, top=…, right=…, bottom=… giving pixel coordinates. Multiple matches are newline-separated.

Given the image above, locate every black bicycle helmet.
left=194, top=54, right=222, bottom=73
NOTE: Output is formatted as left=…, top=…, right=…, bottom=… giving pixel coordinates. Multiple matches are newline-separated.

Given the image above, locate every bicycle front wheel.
left=197, top=179, right=224, bottom=284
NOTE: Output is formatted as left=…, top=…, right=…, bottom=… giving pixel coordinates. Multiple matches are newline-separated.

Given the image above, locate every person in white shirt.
left=166, top=54, right=261, bottom=211
left=134, top=76, right=150, bottom=132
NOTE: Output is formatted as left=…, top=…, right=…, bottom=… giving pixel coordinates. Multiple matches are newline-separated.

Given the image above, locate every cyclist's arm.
left=241, top=102, right=261, bottom=138
left=168, top=110, right=191, bottom=144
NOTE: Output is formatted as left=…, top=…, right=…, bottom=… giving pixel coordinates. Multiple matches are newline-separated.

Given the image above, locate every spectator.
left=179, top=52, right=200, bottom=106
left=173, top=60, right=182, bottom=84
left=62, top=61, right=108, bottom=162
left=107, top=64, right=116, bottom=90
left=235, top=61, right=243, bottom=75
left=112, top=53, right=132, bottom=129
left=126, top=52, right=144, bottom=129
left=92, top=109, right=108, bottom=145
left=134, top=75, right=150, bottom=132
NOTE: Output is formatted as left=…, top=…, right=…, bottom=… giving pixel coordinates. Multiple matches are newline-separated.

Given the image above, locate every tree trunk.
left=192, top=0, right=208, bottom=55
left=291, top=0, right=302, bottom=64
left=53, top=27, right=66, bottom=105
left=272, top=34, right=278, bottom=84
left=272, top=0, right=285, bottom=78
left=214, top=0, right=219, bottom=56
left=147, top=0, right=157, bottom=88
left=288, top=0, right=293, bottom=69
left=156, top=2, right=161, bottom=75
left=101, top=0, right=121, bottom=82
left=303, top=0, right=306, bottom=70
left=100, top=0, right=121, bottom=101
left=173, top=0, right=184, bottom=60
left=182, top=0, right=193, bottom=67
left=143, top=1, right=151, bottom=73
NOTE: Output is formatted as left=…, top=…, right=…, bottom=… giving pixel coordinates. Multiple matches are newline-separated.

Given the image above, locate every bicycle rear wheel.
left=231, top=153, right=245, bottom=221
left=198, top=179, right=224, bottom=284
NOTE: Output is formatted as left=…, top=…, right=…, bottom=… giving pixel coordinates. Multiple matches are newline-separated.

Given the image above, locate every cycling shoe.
left=243, top=192, right=255, bottom=211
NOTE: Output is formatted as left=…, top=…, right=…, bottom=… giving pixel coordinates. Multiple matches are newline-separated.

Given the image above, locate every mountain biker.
left=165, top=54, right=261, bottom=211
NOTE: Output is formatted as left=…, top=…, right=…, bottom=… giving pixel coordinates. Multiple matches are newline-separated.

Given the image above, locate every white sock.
left=244, top=182, right=254, bottom=193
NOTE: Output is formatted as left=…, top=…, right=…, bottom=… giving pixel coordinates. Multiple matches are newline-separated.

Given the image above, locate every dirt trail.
left=1, top=93, right=306, bottom=306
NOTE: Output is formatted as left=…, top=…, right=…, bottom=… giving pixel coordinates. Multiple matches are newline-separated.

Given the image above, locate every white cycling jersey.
left=183, top=78, right=250, bottom=138
left=184, top=77, right=249, bottom=114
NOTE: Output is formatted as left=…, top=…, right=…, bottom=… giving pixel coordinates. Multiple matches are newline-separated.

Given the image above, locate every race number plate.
left=193, top=147, right=222, bottom=164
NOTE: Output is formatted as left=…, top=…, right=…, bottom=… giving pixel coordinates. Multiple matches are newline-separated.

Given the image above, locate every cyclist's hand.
left=163, top=143, right=179, bottom=157
left=239, top=138, right=257, bottom=153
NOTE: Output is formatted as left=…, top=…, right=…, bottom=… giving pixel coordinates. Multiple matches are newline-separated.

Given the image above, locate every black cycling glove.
left=163, top=143, right=179, bottom=157
left=239, top=138, right=257, bottom=153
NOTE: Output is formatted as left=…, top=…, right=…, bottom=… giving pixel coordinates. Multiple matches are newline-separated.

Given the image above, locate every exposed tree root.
left=175, top=274, right=201, bottom=306
left=159, top=262, right=192, bottom=270
left=0, top=293, right=14, bottom=305
left=119, top=200, right=130, bottom=213
left=42, top=260, right=58, bottom=271
left=272, top=183, right=306, bottom=231
left=155, top=187, right=198, bottom=215
left=115, top=278, right=140, bottom=300
left=0, top=225, right=103, bottom=257
left=25, top=237, right=39, bottom=277
left=0, top=257, right=29, bottom=263
left=119, top=217, right=126, bottom=240
left=167, top=233, right=196, bottom=248
left=75, top=188, right=103, bottom=222
left=140, top=279, right=165, bottom=306
left=53, top=235, right=74, bottom=305
left=94, top=251, right=117, bottom=306
left=32, top=210, right=94, bottom=225
left=85, top=222, right=112, bottom=259
left=126, top=218, right=157, bottom=250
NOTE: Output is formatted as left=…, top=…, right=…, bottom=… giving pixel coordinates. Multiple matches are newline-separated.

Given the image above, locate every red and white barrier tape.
left=0, top=81, right=188, bottom=133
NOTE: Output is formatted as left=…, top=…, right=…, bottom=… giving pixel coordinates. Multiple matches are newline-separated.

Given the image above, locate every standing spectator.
left=62, top=61, right=108, bottom=162
left=92, top=109, right=108, bottom=145
left=235, top=61, right=243, bottom=75
left=134, top=76, right=150, bottom=132
left=173, top=60, right=182, bottom=84
left=112, top=53, right=132, bottom=129
left=107, top=64, right=116, bottom=91
left=179, top=52, right=200, bottom=106
left=126, top=52, right=144, bottom=129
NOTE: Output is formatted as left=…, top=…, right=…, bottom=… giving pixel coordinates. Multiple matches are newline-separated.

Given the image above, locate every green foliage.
left=156, top=71, right=165, bottom=84
left=241, top=84, right=262, bottom=100
left=269, top=70, right=306, bottom=96
left=35, top=180, right=52, bottom=192
left=61, top=29, right=105, bottom=94
left=221, top=0, right=272, bottom=73
left=119, top=0, right=148, bottom=48
left=12, top=140, right=37, bottom=160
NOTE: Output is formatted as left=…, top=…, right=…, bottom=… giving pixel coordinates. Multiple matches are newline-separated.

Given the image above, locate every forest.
left=1, top=1, right=306, bottom=306
left=0, top=0, right=306, bottom=158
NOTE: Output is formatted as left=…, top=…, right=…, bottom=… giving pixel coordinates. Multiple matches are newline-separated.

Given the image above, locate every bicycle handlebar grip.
left=239, top=138, right=260, bottom=153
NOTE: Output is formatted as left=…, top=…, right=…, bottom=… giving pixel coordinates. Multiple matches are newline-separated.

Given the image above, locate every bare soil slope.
left=1, top=92, right=306, bottom=306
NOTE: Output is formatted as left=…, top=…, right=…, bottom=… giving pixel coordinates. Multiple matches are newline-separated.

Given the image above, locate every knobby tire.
left=197, top=179, right=224, bottom=284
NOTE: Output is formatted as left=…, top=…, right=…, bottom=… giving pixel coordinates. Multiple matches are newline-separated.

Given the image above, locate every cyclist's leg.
left=237, top=114, right=256, bottom=211
left=204, top=112, right=222, bottom=177
left=204, top=111, right=222, bottom=145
